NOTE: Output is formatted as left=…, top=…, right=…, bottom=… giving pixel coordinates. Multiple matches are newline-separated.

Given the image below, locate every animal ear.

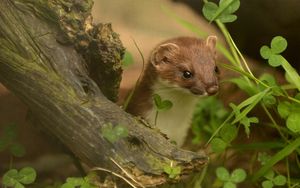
left=205, top=35, right=217, bottom=50
left=151, top=43, right=179, bottom=67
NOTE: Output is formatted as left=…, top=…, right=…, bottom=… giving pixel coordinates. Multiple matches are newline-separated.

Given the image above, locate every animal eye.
left=182, top=71, right=193, bottom=79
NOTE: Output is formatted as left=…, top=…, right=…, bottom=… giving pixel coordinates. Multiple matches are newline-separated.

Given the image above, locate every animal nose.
left=206, top=85, right=219, bottom=95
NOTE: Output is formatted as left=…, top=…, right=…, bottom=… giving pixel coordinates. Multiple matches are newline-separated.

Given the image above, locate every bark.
left=0, top=0, right=207, bottom=187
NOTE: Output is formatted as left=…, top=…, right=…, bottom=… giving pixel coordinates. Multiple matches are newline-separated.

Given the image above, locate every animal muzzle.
left=206, top=85, right=219, bottom=95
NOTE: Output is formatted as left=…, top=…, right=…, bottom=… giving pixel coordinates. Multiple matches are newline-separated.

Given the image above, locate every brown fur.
left=126, top=36, right=218, bottom=117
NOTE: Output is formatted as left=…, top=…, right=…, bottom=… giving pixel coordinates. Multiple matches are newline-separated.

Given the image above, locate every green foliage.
left=153, top=94, right=173, bottom=112
left=100, top=123, right=128, bottom=143
left=0, top=124, right=26, bottom=157
left=261, top=36, right=300, bottom=91
left=61, top=176, right=97, bottom=188
left=163, top=163, right=181, bottom=179
left=192, top=97, right=229, bottom=144
left=257, top=152, right=271, bottom=165
left=122, top=51, right=134, bottom=68
left=277, top=97, right=300, bottom=133
left=202, top=0, right=240, bottom=23
left=216, top=167, right=247, bottom=188
left=260, top=36, right=287, bottom=67
left=2, top=167, right=37, bottom=188
left=261, top=170, right=287, bottom=188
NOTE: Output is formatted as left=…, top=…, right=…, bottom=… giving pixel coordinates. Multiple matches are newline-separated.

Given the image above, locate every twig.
left=110, top=157, right=146, bottom=188
left=90, top=167, right=138, bottom=188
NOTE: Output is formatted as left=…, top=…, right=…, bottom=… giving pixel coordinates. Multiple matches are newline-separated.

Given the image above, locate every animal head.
left=150, top=36, right=219, bottom=96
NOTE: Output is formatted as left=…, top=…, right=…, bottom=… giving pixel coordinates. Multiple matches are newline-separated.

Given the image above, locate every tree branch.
left=0, top=0, right=207, bottom=186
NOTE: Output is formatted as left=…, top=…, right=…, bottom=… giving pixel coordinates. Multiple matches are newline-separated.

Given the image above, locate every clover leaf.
left=277, top=99, right=300, bottom=133
left=216, top=167, right=247, bottom=188
left=153, top=94, right=173, bottom=112
left=2, top=167, right=37, bottom=188
left=211, top=137, right=228, bottom=153
left=61, top=177, right=97, bottom=188
left=100, top=123, right=128, bottom=143
left=260, top=36, right=288, bottom=67
left=262, top=170, right=286, bottom=188
left=202, top=0, right=240, bottom=23
left=164, top=164, right=181, bottom=179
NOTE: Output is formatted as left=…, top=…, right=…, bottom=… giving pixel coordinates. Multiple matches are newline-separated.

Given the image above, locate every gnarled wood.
left=0, top=0, right=207, bottom=186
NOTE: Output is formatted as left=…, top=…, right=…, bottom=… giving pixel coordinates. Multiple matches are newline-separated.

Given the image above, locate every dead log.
left=0, top=0, right=207, bottom=186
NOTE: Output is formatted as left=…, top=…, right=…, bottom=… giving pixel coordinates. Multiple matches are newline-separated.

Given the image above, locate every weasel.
left=126, top=36, right=219, bottom=146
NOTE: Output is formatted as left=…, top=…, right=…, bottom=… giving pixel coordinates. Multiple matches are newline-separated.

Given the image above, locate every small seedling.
left=202, top=0, right=240, bottom=23
left=2, top=167, right=37, bottom=188
left=153, top=93, right=173, bottom=125
left=261, top=170, right=286, bottom=188
left=153, top=94, right=173, bottom=112
left=100, top=123, right=128, bottom=143
left=163, top=162, right=181, bottom=179
left=216, top=167, right=247, bottom=188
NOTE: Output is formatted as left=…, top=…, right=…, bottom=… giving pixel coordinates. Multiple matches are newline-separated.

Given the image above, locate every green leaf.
left=230, top=168, right=247, bottom=183
left=212, top=0, right=240, bottom=23
left=18, top=167, right=37, bottom=184
left=281, top=59, right=300, bottom=92
left=232, top=89, right=268, bottom=124
left=240, top=116, right=258, bottom=137
left=10, top=143, right=26, bottom=157
left=258, top=152, right=271, bottom=165
left=122, top=51, right=134, bottom=68
left=286, top=113, right=300, bottom=133
left=216, top=167, right=230, bottom=181
left=262, top=95, right=276, bottom=106
left=61, top=177, right=96, bottom=188
left=3, top=169, right=19, bottom=186
left=2, top=167, right=36, bottom=187
left=153, top=94, right=173, bottom=111
left=202, top=2, right=219, bottom=21
left=262, top=180, right=273, bottom=188
left=273, top=175, right=286, bottom=186
left=220, top=124, right=238, bottom=143
left=270, top=36, right=288, bottom=54
left=277, top=101, right=291, bottom=119
left=229, top=77, right=255, bottom=95
left=211, top=138, right=228, bottom=153
left=202, top=0, right=240, bottom=23
left=163, top=165, right=181, bottom=179
left=268, top=54, right=283, bottom=67
left=114, top=125, right=129, bottom=138
left=260, top=46, right=272, bottom=59
left=101, top=123, right=128, bottom=143
left=224, top=181, right=236, bottom=188
left=263, top=170, right=275, bottom=180
left=252, top=137, right=300, bottom=181
left=219, top=14, right=237, bottom=23
left=219, top=0, right=240, bottom=14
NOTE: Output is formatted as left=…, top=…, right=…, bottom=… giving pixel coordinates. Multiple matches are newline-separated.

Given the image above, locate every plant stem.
left=286, top=158, right=291, bottom=188
left=261, top=104, right=288, bottom=142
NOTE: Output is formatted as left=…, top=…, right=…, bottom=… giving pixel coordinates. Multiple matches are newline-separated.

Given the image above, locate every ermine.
left=126, top=36, right=219, bottom=146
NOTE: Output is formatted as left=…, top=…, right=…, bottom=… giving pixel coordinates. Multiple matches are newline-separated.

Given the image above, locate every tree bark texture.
left=0, top=0, right=207, bottom=186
